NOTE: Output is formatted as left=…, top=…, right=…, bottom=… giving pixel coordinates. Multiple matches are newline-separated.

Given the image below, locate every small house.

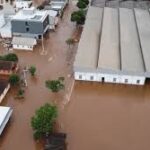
left=0, top=60, right=18, bottom=75
left=12, top=36, right=37, bottom=50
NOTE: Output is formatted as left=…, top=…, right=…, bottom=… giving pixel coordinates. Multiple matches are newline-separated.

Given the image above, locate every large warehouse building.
left=74, top=6, right=150, bottom=85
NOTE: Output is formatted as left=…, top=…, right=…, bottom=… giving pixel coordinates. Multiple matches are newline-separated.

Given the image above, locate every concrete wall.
left=74, top=72, right=146, bottom=85
left=13, top=44, right=33, bottom=50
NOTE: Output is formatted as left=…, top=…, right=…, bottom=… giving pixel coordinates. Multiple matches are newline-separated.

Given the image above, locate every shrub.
left=29, top=66, right=36, bottom=76
left=71, top=10, right=86, bottom=25
left=9, top=74, right=20, bottom=86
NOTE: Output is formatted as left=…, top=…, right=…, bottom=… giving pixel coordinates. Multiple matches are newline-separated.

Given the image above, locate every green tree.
left=4, top=53, right=18, bottom=62
left=16, top=89, right=25, bottom=99
left=45, top=78, right=64, bottom=93
left=71, top=10, right=86, bottom=25
left=29, top=66, right=36, bottom=76
left=66, top=38, right=75, bottom=48
left=80, top=0, right=89, bottom=5
left=77, top=1, right=87, bottom=9
left=31, top=103, right=57, bottom=140
left=9, top=74, right=20, bottom=86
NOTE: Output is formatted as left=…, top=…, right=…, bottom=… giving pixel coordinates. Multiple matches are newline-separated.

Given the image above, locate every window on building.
left=137, top=80, right=140, bottom=84
left=125, top=79, right=128, bottom=83
left=90, top=76, right=94, bottom=80
left=113, top=78, right=116, bottom=82
left=26, top=27, right=29, bottom=32
left=79, top=75, right=82, bottom=80
left=25, top=22, right=29, bottom=26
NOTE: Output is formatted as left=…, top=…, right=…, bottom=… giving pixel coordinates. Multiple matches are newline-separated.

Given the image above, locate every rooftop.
left=0, top=106, right=13, bottom=135
left=12, top=36, right=37, bottom=46
left=74, top=7, right=103, bottom=70
left=12, top=7, right=48, bottom=22
left=74, top=6, right=150, bottom=76
left=0, top=60, right=16, bottom=71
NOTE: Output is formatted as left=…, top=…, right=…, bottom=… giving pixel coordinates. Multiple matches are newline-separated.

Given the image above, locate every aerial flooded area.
left=62, top=82, right=150, bottom=150
left=1, top=1, right=150, bottom=150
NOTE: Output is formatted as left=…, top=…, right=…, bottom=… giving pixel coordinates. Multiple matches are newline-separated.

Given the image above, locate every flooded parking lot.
left=1, top=1, right=150, bottom=150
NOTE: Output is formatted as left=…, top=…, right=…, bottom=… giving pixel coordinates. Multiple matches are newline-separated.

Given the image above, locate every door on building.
left=102, top=77, right=105, bottom=82
left=145, top=78, right=150, bottom=84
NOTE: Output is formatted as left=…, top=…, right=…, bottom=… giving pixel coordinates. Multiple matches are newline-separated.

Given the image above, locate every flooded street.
left=1, top=1, right=150, bottom=150
left=0, top=2, right=77, bottom=150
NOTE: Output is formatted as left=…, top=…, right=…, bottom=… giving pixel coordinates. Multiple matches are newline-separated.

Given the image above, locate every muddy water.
left=62, top=82, right=150, bottom=150
left=0, top=2, right=77, bottom=150
left=1, top=1, right=150, bottom=150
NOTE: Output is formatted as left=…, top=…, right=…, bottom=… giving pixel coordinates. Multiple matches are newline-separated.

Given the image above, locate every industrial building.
left=74, top=6, right=150, bottom=85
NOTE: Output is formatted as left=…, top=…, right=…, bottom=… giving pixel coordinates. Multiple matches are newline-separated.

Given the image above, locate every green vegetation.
left=16, top=89, right=25, bottom=99
left=66, top=38, right=75, bottom=48
left=77, top=0, right=87, bottom=9
left=0, top=53, right=18, bottom=62
left=71, top=10, right=86, bottom=25
left=45, top=77, right=65, bottom=93
left=31, top=103, right=58, bottom=140
left=29, top=65, right=36, bottom=76
left=9, top=74, right=20, bottom=86
left=80, top=0, right=89, bottom=5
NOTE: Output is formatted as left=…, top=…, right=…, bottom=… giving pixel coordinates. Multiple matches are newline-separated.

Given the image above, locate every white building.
left=45, top=0, right=68, bottom=16
left=15, top=0, right=32, bottom=9
left=47, top=10, right=58, bottom=29
left=0, top=106, right=13, bottom=135
left=12, top=36, right=37, bottom=50
left=0, top=3, right=16, bottom=38
left=74, top=7, right=150, bottom=85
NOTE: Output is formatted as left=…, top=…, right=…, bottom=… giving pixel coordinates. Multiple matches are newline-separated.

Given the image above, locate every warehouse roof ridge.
left=74, top=6, right=150, bottom=76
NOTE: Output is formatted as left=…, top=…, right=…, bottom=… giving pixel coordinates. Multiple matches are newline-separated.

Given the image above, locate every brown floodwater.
left=62, top=82, right=150, bottom=150
left=1, top=1, right=150, bottom=150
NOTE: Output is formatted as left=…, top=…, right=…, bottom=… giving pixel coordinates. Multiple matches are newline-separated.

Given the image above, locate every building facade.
left=11, top=8, right=49, bottom=39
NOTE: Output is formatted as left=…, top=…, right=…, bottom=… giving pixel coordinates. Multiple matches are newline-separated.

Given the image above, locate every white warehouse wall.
left=13, top=45, right=33, bottom=51
left=74, top=72, right=146, bottom=85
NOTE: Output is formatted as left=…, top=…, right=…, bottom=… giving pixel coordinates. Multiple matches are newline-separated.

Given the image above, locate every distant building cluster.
left=74, top=6, right=150, bottom=85
left=0, top=0, right=68, bottom=51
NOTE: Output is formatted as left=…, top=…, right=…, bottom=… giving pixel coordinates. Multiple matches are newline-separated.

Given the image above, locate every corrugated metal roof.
left=98, top=7, right=120, bottom=71
left=120, top=8, right=145, bottom=73
left=134, top=8, right=150, bottom=73
left=12, top=37, right=37, bottom=46
left=74, top=7, right=150, bottom=75
left=74, top=6, right=103, bottom=69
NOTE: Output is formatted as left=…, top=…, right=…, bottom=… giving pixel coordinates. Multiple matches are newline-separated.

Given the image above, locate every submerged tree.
left=66, top=38, right=75, bottom=48
left=45, top=77, right=65, bottom=93
left=31, top=103, right=58, bottom=140
left=29, top=65, right=36, bottom=76
left=9, top=74, right=20, bottom=86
